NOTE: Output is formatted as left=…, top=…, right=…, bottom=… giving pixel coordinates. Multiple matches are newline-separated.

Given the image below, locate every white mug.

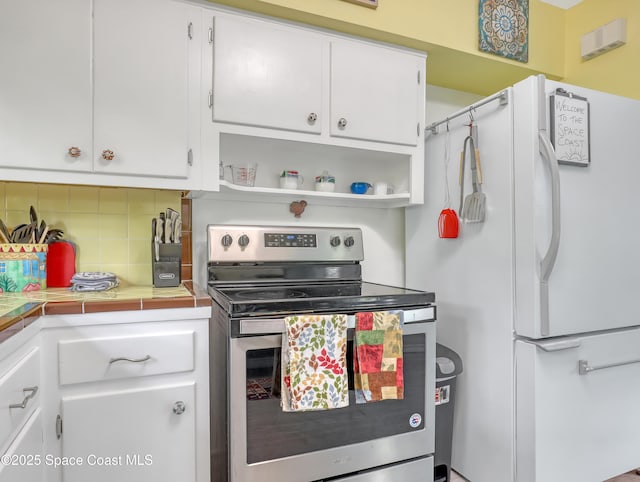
left=279, top=171, right=304, bottom=190
left=373, top=181, right=388, bottom=196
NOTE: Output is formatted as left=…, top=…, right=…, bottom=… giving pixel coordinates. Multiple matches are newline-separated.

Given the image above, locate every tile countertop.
left=0, top=282, right=212, bottom=342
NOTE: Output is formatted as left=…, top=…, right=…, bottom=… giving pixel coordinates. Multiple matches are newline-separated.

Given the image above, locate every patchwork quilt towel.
left=354, top=311, right=404, bottom=403
left=281, top=314, right=349, bottom=412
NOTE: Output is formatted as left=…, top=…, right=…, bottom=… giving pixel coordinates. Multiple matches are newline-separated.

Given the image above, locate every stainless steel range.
left=207, top=225, right=436, bottom=482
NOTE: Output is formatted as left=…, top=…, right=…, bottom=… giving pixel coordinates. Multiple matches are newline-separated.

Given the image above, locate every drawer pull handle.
left=109, top=355, right=151, bottom=365
left=579, top=358, right=640, bottom=375
left=9, top=386, right=38, bottom=409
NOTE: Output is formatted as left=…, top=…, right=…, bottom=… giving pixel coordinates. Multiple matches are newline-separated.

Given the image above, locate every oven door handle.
left=238, top=307, right=435, bottom=335
left=239, top=318, right=287, bottom=335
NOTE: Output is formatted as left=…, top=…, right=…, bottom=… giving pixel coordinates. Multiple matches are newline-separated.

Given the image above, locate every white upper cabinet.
left=0, top=0, right=201, bottom=189
left=202, top=8, right=426, bottom=206
left=93, top=0, right=195, bottom=179
left=212, top=15, right=323, bottom=134
left=0, top=0, right=92, bottom=171
left=330, top=39, right=422, bottom=146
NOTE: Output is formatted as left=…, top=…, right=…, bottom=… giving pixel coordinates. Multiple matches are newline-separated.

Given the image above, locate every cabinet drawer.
left=0, top=348, right=39, bottom=451
left=58, top=331, right=195, bottom=385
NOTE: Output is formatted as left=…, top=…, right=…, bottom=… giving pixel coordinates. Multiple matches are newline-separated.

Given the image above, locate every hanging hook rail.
left=426, top=90, right=509, bottom=135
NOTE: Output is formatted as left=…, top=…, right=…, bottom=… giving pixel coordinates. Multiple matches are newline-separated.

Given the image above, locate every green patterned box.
left=0, top=244, right=48, bottom=292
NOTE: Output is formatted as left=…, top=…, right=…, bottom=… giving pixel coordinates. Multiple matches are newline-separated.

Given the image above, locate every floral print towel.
left=281, top=314, right=348, bottom=412
left=354, top=311, right=404, bottom=404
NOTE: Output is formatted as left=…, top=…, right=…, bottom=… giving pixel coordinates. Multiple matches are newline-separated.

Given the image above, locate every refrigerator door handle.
left=538, top=131, right=561, bottom=282
left=538, top=130, right=561, bottom=336
left=579, top=357, right=640, bottom=375
left=523, top=336, right=581, bottom=352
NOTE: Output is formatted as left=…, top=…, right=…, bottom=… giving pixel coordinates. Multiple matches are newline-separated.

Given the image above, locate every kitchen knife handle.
left=159, top=213, right=166, bottom=243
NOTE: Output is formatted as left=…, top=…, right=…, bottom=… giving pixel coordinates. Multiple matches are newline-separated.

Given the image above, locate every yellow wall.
left=0, top=182, right=181, bottom=286
left=210, top=0, right=566, bottom=95
left=564, top=0, right=640, bottom=98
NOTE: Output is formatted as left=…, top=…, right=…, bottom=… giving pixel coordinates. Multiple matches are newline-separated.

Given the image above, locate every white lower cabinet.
left=0, top=327, right=42, bottom=482
left=61, top=383, right=195, bottom=482
left=41, top=314, right=210, bottom=482
left=0, top=410, right=44, bottom=482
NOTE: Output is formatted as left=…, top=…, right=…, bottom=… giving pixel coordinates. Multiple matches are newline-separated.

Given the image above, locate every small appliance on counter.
left=151, top=208, right=182, bottom=287
left=47, top=241, right=76, bottom=287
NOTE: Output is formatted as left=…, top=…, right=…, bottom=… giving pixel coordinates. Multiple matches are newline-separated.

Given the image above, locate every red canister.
left=46, top=241, right=76, bottom=287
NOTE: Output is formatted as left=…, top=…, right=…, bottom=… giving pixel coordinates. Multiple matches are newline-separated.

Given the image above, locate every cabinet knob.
left=307, top=112, right=318, bottom=124
left=337, top=117, right=348, bottom=129
left=101, top=149, right=115, bottom=161
left=68, top=146, right=82, bottom=158
left=173, top=401, right=186, bottom=415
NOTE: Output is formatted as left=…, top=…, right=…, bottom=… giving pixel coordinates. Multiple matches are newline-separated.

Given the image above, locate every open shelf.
left=200, top=180, right=412, bottom=208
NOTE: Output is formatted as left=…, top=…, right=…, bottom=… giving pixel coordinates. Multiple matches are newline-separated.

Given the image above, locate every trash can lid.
left=436, top=356, right=456, bottom=375
left=436, top=343, right=464, bottom=378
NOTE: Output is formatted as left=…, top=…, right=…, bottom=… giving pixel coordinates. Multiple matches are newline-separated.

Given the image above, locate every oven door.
left=228, top=309, right=436, bottom=482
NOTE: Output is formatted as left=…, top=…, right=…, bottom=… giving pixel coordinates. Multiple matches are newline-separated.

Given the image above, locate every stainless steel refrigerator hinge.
left=188, top=22, right=193, bottom=40
left=56, top=414, right=63, bottom=439
left=187, top=148, right=193, bottom=166
left=208, top=90, right=213, bottom=109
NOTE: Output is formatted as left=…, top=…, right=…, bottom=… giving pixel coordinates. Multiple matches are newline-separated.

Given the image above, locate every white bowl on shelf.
left=314, top=182, right=335, bottom=192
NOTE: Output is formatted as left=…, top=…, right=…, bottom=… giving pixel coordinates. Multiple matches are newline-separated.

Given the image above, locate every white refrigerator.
left=406, top=75, right=640, bottom=482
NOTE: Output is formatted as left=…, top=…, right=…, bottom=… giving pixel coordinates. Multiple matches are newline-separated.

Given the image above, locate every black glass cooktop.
left=208, top=281, right=434, bottom=317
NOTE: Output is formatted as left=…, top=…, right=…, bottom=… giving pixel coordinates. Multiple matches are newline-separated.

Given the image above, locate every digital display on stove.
left=264, top=233, right=317, bottom=248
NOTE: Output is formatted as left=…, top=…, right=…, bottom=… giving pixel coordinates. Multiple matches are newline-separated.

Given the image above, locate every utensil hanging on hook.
left=438, top=122, right=459, bottom=238
left=459, top=132, right=486, bottom=223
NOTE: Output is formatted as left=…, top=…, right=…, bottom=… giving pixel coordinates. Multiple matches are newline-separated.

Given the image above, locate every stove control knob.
left=344, top=236, right=355, bottom=248
left=238, top=234, right=250, bottom=248
left=330, top=235, right=341, bottom=247
left=221, top=234, right=233, bottom=247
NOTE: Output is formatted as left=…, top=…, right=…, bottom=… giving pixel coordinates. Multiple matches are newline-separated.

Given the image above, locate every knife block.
left=152, top=242, right=181, bottom=288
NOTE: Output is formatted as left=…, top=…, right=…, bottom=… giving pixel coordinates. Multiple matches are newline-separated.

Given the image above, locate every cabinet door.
left=0, top=410, right=43, bottom=482
left=330, top=40, right=422, bottom=146
left=61, top=383, right=195, bottom=482
left=212, top=15, right=323, bottom=134
left=93, top=0, right=194, bottom=178
left=0, top=0, right=92, bottom=171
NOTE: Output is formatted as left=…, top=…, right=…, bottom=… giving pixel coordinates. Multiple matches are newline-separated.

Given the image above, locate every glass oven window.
left=245, top=333, right=426, bottom=464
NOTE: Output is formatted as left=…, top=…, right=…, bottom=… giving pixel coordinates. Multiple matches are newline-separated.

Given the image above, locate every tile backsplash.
left=0, top=182, right=181, bottom=286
